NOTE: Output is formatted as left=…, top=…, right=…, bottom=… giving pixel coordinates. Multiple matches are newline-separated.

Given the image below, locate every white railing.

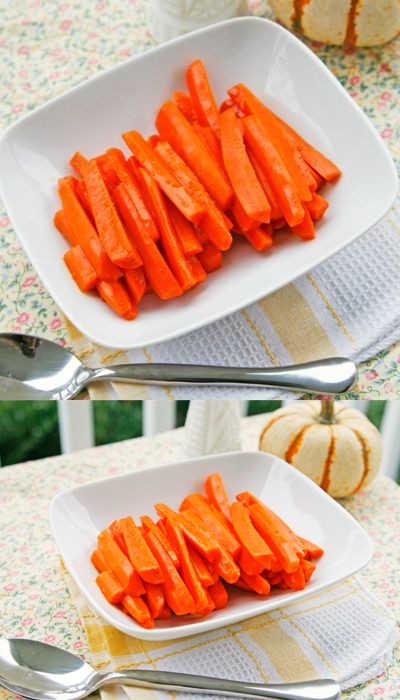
left=56, top=400, right=400, bottom=480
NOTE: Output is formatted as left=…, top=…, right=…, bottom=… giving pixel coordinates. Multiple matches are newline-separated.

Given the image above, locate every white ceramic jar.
left=147, top=0, right=244, bottom=43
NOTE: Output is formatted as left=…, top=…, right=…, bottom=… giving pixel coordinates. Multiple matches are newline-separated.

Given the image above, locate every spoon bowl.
left=0, top=639, right=341, bottom=700
left=0, top=333, right=357, bottom=399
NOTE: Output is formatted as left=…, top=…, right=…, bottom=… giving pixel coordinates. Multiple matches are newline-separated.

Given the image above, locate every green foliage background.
left=0, top=400, right=388, bottom=470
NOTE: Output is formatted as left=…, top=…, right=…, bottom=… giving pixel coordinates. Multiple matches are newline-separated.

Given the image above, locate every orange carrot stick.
left=144, top=531, right=196, bottom=616
left=242, top=115, right=305, bottom=228
left=143, top=581, right=165, bottom=619
left=231, top=500, right=275, bottom=569
left=109, top=519, right=129, bottom=556
left=122, top=130, right=205, bottom=223
left=124, top=267, right=147, bottom=304
left=205, top=473, right=232, bottom=523
left=247, top=503, right=300, bottom=574
left=231, top=197, right=262, bottom=232
left=164, top=517, right=209, bottom=613
left=154, top=503, right=221, bottom=562
left=187, top=546, right=215, bottom=587
left=173, top=90, right=198, bottom=125
left=167, top=201, right=203, bottom=257
left=207, top=578, right=228, bottom=609
left=306, top=192, right=329, bottom=221
left=113, top=183, right=182, bottom=300
left=243, top=226, right=274, bottom=252
left=96, top=570, right=124, bottom=603
left=140, top=515, right=180, bottom=568
left=73, top=178, right=95, bottom=224
left=121, top=593, right=154, bottom=629
left=187, top=255, right=207, bottom=284
left=298, top=536, right=324, bottom=559
left=197, top=241, right=222, bottom=272
left=186, top=59, right=221, bottom=135
left=58, top=177, right=121, bottom=281
left=98, top=529, right=143, bottom=596
left=180, top=494, right=241, bottom=560
left=246, top=148, right=282, bottom=221
left=119, top=516, right=164, bottom=584
left=64, top=244, right=98, bottom=292
left=193, top=124, right=226, bottom=175
left=154, top=140, right=232, bottom=251
left=54, top=209, right=76, bottom=246
left=155, top=100, right=233, bottom=211
left=69, top=151, right=90, bottom=178
left=281, top=565, right=306, bottom=591
left=136, top=167, right=197, bottom=291
left=239, top=570, right=271, bottom=596
left=291, top=207, right=315, bottom=241
left=91, top=548, right=108, bottom=573
left=97, top=279, right=138, bottom=320
left=300, top=558, right=316, bottom=582
left=83, top=160, right=143, bottom=269
left=238, top=545, right=265, bottom=576
left=180, top=510, right=240, bottom=584
left=220, top=108, right=271, bottom=223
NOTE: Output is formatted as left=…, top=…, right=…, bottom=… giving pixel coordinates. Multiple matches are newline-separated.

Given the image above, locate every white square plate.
left=0, top=17, right=397, bottom=349
left=49, top=450, right=373, bottom=641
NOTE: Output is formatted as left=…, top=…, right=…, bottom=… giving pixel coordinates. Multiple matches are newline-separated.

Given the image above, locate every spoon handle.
left=104, top=670, right=340, bottom=700
left=92, top=357, right=356, bottom=394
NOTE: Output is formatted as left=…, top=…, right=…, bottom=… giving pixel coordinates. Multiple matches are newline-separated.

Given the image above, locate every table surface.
left=0, top=413, right=399, bottom=700
left=0, top=0, right=399, bottom=398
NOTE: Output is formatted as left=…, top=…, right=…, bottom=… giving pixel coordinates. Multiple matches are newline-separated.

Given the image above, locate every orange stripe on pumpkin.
left=293, top=0, right=312, bottom=31
left=349, top=428, right=370, bottom=494
left=284, top=424, right=312, bottom=464
left=320, top=429, right=336, bottom=493
left=345, top=0, right=361, bottom=46
left=259, top=413, right=301, bottom=446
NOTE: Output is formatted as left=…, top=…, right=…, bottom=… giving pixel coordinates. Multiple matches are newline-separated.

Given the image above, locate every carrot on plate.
left=91, top=548, right=109, bottom=573
left=155, top=100, right=233, bottom=211
left=180, top=494, right=241, bottom=560
left=187, top=545, right=215, bottom=587
left=119, top=515, right=164, bottom=584
left=143, top=581, right=166, bottom=619
left=243, top=226, right=274, bottom=252
left=164, top=517, right=209, bottom=613
left=247, top=502, right=300, bottom=574
left=54, top=209, right=76, bottom=246
left=124, top=267, right=147, bottom=304
left=122, top=130, right=205, bottom=224
left=220, top=108, right=271, bottom=223
left=167, top=201, right=203, bottom=257
left=58, top=177, right=122, bottom=282
left=121, top=593, right=154, bottom=629
left=136, top=167, right=198, bottom=291
left=231, top=500, right=275, bottom=569
left=96, top=570, right=124, bottom=604
left=173, top=90, right=198, bottom=125
left=97, top=529, right=143, bottom=596
left=242, top=115, right=305, bottom=228
left=306, top=192, right=329, bottom=222
left=291, top=207, right=315, bottom=241
left=113, top=183, right=183, bottom=300
left=186, top=59, right=221, bottom=136
left=298, top=536, right=324, bottom=559
left=140, top=515, right=180, bottom=568
left=144, top=530, right=196, bottom=616
left=207, top=578, right=228, bottom=609
left=63, top=244, right=98, bottom=292
left=155, top=503, right=221, bottom=563
left=96, top=279, right=138, bottom=320
left=205, top=473, right=232, bottom=523
left=69, top=151, right=90, bottom=178
left=239, top=570, right=271, bottom=596
left=197, top=241, right=222, bottom=273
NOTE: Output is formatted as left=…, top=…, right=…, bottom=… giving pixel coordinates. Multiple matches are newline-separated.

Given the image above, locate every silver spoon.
left=0, top=639, right=340, bottom=700
left=0, top=333, right=357, bottom=399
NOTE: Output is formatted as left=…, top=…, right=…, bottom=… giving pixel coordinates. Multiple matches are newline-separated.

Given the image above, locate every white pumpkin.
left=268, top=0, right=400, bottom=46
left=259, top=400, right=382, bottom=498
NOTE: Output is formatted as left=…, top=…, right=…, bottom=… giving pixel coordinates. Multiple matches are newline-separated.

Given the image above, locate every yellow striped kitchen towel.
left=64, top=198, right=400, bottom=400
left=64, top=569, right=396, bottom=697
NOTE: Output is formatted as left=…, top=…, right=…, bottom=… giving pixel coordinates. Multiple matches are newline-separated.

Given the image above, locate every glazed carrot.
left=238, top=545, right=264, bottom=576
left=154, top=140, right=232, bottom=251
left=119, top=516, right=164, bottom=584
left=157, top=604, right=172, bottom=620
left=246, top=148, right=282, bottom=221
left=300, top=559, right=316, bottom=582
left=105, top=148, right=160, bottom=241
left=193, top=124, right=226, bottom=175
left=64, top=245, right=98, bottom=292
left=121, top=593, right=154, bottom=629
left=197, top=241, right=222, bottom=273
left=122, top=130, right=205, bottom=223
left=231, top=500, right=274, bottom=569
left=220, top=108, right=271, bottom=223
left=124, top=267, right=147, bottom=304
left=186, top=59, right=220, bottom=135
left=96, top=570, right=124, bottom=603
left=205, top=473, right=232, bottom=523
left=167, top=201, right=203, bottom=257
left=164, top=517, right=209, bottom=613
left=187, top=255, right=207, bottom=284
left=231, top=197, right=262, bottom=232
left=298, top=536, right=324, bottom=559
left=155, top=503, right=221, bottom=562
left=143, top=581, right=165, bottom=619
left=236, top=492, right=306, bottom=558
left=98, top=529, right=142, bottom=596
left=207, top=578, right=228, bottom=609
left=136, top=167, right=198, bottom=291
left=233, top=578, right=253, bottom=592
left=275, top=116, right=341, bottom=182
left=281, top=565, right=306, bottom=591
left=291, top=207, right=315, bottom=241
left=109, top=519, right=129, bottom=556
left=228, top=84, right=313, bottom=203
left=144, top=531, right=196, bottom=616
left=187, top=545, right=215, bottom=587
left=147, top=135, right=160, bottom=148
left=91, top=548, right=108, bottom=573
left=173, top=90, right=197, bottom=124
left=69, top=151, right=90, bottom=178
left=306, top=192, right=329, bottom=221
left=127, top=155, right=142, bottom=183
left=96, top=154, right=120, bottom=192
left=243, top=226, right=274, bottom=252
left=180, top=494, right=241, bottom=560
left=247, top=503, right=300, bottom=574
left=155, top=100, right=233, bottom=211
left=54, top=209, right=77, bottom=245
left=239, top=571, right=270, bottom=596
left=83, top=160, right=143, bottom=269
left=180, top=510, right=240, bottom=584
left=97, top=280, right=137, bottom=320
left=58, top=177, right=121, bottom=281
left=113, top=184, right=182, bottom=300
left=242, top=115, right=305, bottom=228
left=140, top=515, right=180, bottom=568
left=73, top=178, right=95, bottom=224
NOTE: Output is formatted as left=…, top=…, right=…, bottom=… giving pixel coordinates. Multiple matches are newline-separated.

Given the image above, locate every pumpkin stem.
left=320, top=400, right=335, bottom=424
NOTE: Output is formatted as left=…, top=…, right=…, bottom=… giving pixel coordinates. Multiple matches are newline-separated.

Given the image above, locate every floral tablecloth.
left=0, top=414, right=399, bottom=700
left=0, top=0, right=399, bottom=398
